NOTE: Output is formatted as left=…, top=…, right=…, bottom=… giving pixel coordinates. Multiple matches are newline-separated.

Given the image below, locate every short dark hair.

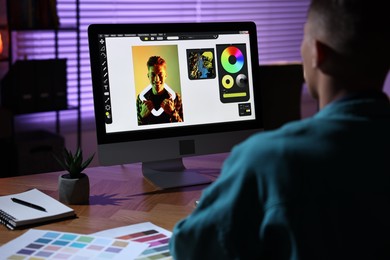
left=147, top=56, right=166, bottom=68
left=308, top=0, right=389, bottom=74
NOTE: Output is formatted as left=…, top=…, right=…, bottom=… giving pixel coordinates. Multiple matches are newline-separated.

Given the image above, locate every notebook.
left=0, top=188, right=76, bottom=230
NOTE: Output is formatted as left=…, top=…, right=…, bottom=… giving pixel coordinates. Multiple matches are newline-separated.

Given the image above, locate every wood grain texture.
left=0, top=153, right=228, bottom=246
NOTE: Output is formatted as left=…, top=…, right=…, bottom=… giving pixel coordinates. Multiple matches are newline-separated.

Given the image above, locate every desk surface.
left=0, top=153, right=228, bottom=246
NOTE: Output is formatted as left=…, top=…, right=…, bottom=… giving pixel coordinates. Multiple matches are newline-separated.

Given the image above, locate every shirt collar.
left=315, top=91, right=390, bottom=120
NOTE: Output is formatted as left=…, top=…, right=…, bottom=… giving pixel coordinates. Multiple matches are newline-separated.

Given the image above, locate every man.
left=169, top=0, right=390, bottom=259
left=137, top=56, right=183, bottom=125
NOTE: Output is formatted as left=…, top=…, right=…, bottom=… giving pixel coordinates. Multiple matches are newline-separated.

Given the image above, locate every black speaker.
left=1, top=59, right=67, bottom=114
left=259, top=63, right=304, bottom=130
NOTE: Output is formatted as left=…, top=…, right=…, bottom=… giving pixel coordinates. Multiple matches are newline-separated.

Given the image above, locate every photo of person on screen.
left=136, top=56, right=183, bottom=125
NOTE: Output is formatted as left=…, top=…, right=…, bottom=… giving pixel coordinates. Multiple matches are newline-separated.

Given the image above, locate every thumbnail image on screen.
left=187, top=48, right=216, bottom=80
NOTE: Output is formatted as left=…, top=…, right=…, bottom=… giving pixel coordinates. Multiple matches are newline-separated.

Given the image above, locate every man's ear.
left=314, top=40, right=341, bottom=75
left=313, top=39, right=327, bottom=67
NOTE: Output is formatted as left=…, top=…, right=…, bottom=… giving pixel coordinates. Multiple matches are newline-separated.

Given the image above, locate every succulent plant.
left=54, top=147, right=95, bottom=179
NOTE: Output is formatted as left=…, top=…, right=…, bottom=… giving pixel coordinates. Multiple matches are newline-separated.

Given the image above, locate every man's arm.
left=169, top=142, right=266, bottom=259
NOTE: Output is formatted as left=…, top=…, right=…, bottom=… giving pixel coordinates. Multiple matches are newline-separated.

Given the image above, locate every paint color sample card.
left=92, top=222, right=172, bottom=260
left=0, top=229, right=148, bottom=259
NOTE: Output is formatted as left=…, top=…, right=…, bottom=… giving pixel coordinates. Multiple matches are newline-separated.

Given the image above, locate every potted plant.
left=54, top=147, right=94, bottom=205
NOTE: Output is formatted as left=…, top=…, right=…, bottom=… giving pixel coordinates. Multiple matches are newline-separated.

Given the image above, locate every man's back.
left=170, top=92, right=390, bottom=259
left=255, top=92, right=390, bottom=259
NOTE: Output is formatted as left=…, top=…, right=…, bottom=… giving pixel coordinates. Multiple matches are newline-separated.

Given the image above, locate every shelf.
left=5, top=0, right=81, bottom=148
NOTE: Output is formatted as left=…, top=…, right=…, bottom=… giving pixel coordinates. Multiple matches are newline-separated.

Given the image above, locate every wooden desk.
left=0, top=153, right=228, bottom=246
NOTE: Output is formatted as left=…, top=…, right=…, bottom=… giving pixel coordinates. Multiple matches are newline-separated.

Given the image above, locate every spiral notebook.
left=0, top=188, right=76, bottom=230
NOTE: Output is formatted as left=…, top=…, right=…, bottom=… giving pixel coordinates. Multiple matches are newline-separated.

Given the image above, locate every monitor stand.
left=142, top=158, right=213, bottom=189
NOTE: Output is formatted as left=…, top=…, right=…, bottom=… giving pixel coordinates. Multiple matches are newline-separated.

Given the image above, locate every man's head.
left=147, top=56, right=167, bottom=95
left=301, top=0, right=390, bottom=102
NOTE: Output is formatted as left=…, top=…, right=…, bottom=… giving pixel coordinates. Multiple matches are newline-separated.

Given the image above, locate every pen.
left=11, top=198, right=47, bottom=212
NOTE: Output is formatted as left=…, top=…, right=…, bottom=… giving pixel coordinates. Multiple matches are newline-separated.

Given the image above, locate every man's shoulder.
left=138, top=88, right=154, bottom=99
left=231, top=118, right=320, bottom=159
left=251, top=118, right=316, bottom=143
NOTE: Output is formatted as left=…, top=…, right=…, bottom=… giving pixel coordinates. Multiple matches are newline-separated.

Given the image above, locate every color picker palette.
left=0, top=229, right=147, bottom=259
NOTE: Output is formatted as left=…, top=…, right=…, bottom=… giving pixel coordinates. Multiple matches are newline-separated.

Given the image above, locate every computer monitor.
left=88, top=21, right=263, bottom=189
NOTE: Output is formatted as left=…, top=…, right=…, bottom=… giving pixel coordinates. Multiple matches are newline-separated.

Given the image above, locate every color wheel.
left=221, top=46, right=244, bottom=73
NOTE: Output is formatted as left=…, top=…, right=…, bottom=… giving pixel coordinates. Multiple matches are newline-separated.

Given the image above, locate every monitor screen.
left=88, top=21, right=263, bottom=189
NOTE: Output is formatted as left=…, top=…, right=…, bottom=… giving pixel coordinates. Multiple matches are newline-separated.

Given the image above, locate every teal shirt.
left=169, top=92, right=390, bottom=259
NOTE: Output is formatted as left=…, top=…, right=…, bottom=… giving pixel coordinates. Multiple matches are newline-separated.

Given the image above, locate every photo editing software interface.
left=95, top=28, right=257, bottom=134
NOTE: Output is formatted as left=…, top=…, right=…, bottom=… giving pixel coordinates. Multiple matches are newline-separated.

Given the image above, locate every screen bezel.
left=88, top=21, right=263, bottom=145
